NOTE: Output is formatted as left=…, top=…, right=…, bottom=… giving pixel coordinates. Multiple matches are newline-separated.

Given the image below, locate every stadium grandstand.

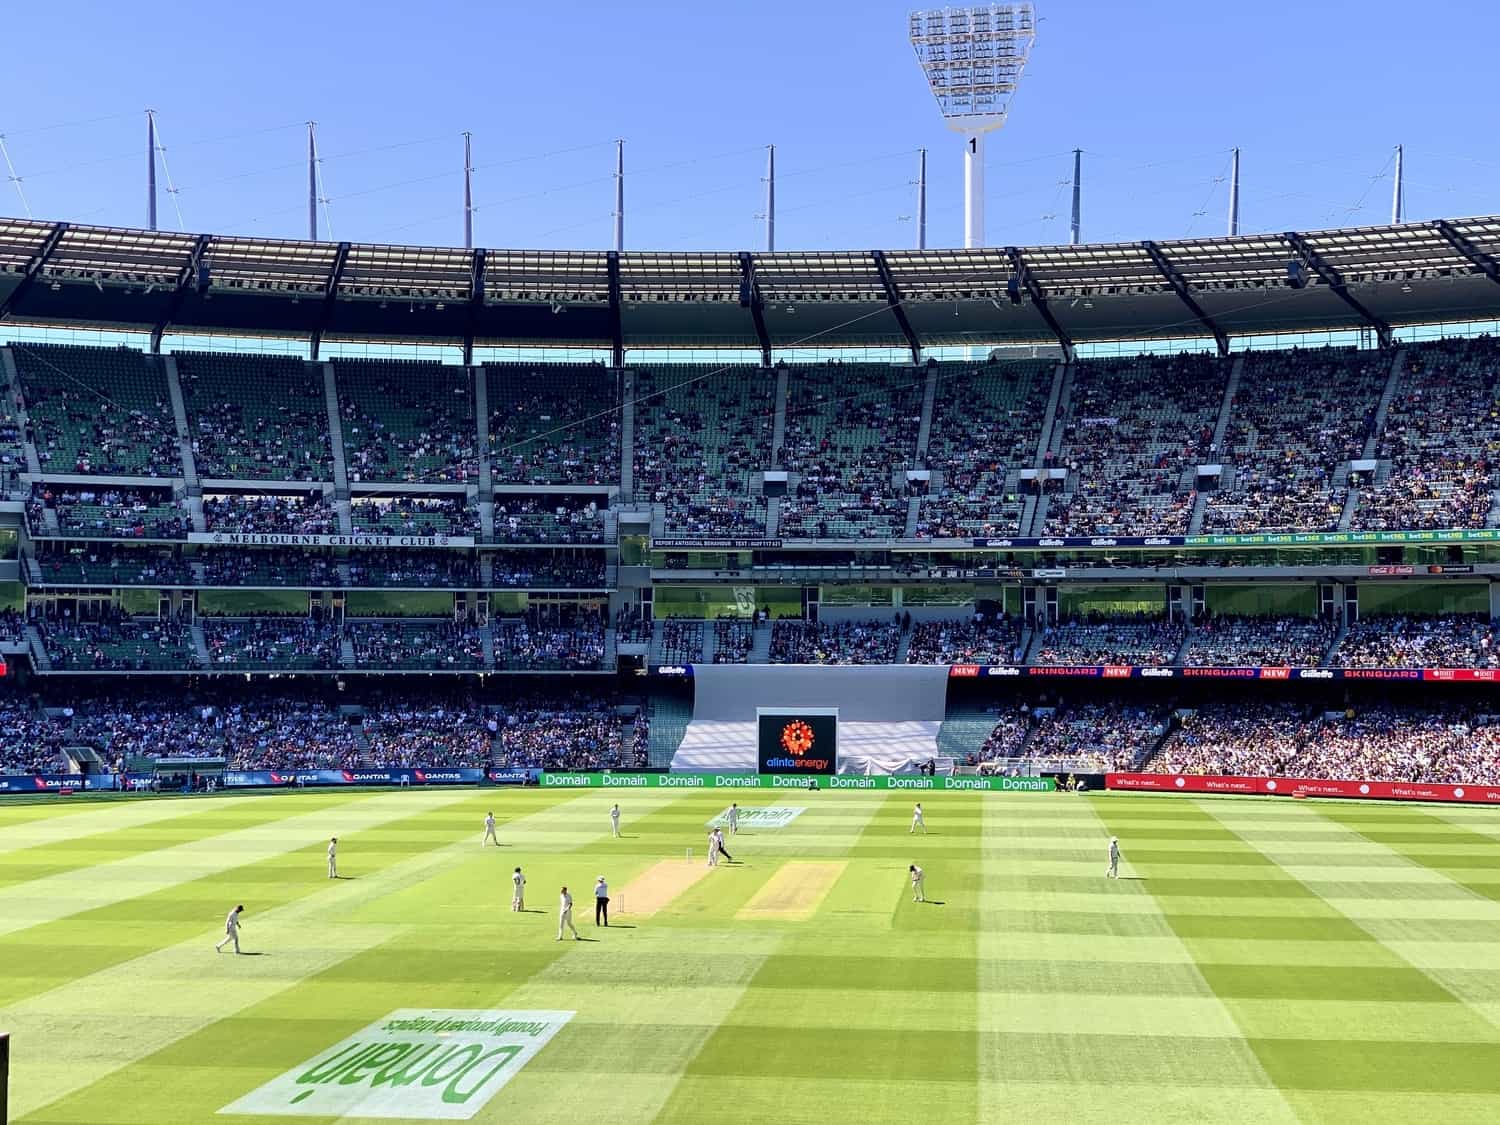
left=1, top=214, right=1500, bottom=787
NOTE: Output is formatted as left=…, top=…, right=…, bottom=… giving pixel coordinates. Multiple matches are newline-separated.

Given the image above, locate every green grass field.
left=3, top=787, right=1500, bottom=1123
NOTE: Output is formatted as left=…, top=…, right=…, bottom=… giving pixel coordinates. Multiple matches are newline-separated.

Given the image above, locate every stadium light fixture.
left=909, top=4, right=1036, bottom=249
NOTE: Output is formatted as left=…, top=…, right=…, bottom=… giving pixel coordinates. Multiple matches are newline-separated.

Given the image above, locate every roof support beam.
left=606, top=251, right=624, bottom=367
left=1283, top=230, right=1392, bottom=348
left=1004, top=246, right=1073, bottom=360
left=871, top=250, right=922, bottom=364
left=1141, top=239, right=1228, bottom=356
left=0, top=221, right=66, bottom=321
left=1434, top=219, right=1500, bottom=287
left=150, top=233, right=211, bottom=353
left=309, top=241, right=351, bottom=361
left=464, top=248, right=486, bottom=366
left=740, top=252, right=771, bottom=366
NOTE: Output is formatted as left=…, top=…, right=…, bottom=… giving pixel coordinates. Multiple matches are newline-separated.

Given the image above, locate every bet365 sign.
left=220, top=1009, right=573, bottom=1119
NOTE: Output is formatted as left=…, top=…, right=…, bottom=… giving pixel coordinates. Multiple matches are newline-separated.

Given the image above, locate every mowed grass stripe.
left=0, top=789, right=541, bottom=1009
left=6, top=790, right=618, bottom=1123
left=984, top=796, right=1298, bottom=1125
left=0, top=788, right=478, bottom=940
left=0, top=799, right=355, bottom=892
left=0, top=792, right=256, bottom=858
left=1197, top=797, right=1500, bottom=1121
left=647, top=793, right=984, bottom=1125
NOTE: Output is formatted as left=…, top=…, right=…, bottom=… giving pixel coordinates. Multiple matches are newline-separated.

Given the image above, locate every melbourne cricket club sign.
left=220, top=1009, right=573, bottom=1119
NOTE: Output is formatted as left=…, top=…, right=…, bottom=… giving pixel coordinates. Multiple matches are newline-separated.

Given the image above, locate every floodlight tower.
left=909, top=4, right=1036, bottom=248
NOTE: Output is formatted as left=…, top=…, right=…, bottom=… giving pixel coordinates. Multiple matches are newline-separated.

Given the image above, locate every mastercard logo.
left=780, top=720, right=815, bottom=757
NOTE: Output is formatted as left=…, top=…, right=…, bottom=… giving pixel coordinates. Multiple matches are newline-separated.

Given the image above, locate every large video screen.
left=757, top=708, right=838, bottom=775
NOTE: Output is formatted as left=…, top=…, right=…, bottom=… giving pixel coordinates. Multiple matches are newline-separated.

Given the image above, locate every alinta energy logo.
left=780, top=719, right=815, bottom=757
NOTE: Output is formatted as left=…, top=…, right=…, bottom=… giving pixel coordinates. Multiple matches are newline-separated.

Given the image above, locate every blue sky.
left=1, top=0, right=1495, bottom=252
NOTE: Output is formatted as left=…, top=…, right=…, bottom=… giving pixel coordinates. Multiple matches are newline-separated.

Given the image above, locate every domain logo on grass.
left=220, top=1008, right=574, bottom=1119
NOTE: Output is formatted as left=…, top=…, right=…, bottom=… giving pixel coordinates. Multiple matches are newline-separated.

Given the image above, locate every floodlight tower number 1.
left=909, top=4, right=1037, bottom=249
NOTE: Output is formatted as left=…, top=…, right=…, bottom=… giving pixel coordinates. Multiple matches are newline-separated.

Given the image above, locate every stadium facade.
left=3, top=215, right=1500, bottom=787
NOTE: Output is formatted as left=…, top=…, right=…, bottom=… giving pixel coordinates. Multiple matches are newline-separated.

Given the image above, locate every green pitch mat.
left=2, top=787, right=1500, bottom=1123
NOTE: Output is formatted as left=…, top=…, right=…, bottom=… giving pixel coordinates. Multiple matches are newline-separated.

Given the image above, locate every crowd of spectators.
left=180, top=352, right=333, bottom=480
left=203, top=493, right=337, bottom=535
left=1182, top=614, right=1338, bottom=667
left=496, top=695, right=645, bottom=770
left=221, top=700, right=362, bottom=769
left=713, top=617, right=755, bottom=663
left=0, top=608, right=23, bottom=647
left=1203, top=348, right=1387, bottom=534
left=31, top=485, right=188, bottom=539
left=0, top=696, right=66, bottom=772
left=202, top=615, right=341, bottom=670
left=1025, top=702, right=1165, bottom=771
left=633, top=367, right=773, bottom=536
left=488, top=550, right=606, bottom=589
left=488, top=365, right=620, bottom=486
left=780, top=365, right=922, bottom=539
left=613, top=606, right=652, bottom=645
left=347, top=549, right=479, bottom=588
left=919, top=359, right=1051, bottom=539
left=769, top=618, right=902, bottom=664
left=1150, top=702, right=1500, bottom=784
left=351, top=496, right=481, bottom=538
left=363, top=701, right=492, bottom=766
left=493, top=606, right=606, bottom=671
left=905, top=613, right=1020, bottom=665
left=347, top=621, right=486, bottom=670
left=1034, top=613, right=1186, bottom=666
left=972, top=705, right=1032, bottom=771
left=34, top=545, right=192, bottom=587
left=658, top=619, right=704, bottom=664
left=1045, top=353, right=1223, bottom=536
left=1333, top=613, right=1500, bottom=668
left=338, top=362, right=477, bottom=484
left=200, top=548, right=337, bottom=587
left=14, top=344, right=180, bottom=477
left=491, top=496, right=606, bottom=544
left=41, top=609, right=196, bottom=671
left=1355, top=339, right=1500, bottom=531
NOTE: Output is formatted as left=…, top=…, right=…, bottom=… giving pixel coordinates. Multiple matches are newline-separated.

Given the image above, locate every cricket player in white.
left=1107, top=837, right=1120, bottom=879
left=557, top=886, right=580, bottom=940
left=727, top=803, right=740, bottom=834
left=909, top=864, right=925, bottom=903
left=327, top=837, right=338, bottom=878
left=610, top=803, right=621, bottom=838
left=483, top=812, right=499, bottom=846
left=910, top=803, right=926, bottom=834
left=706, top=829, right=719, bottom=867
left=215, top=904, right=245, bottom=953
left=512, top=867, right=525, bottom=911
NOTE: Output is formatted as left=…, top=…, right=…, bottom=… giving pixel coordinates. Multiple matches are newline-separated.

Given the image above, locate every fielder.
left=557, top=886, right=581, bottom=940
left=610, top=803, right=621, bottom=838
left=911, top=803, right=926, bottom=835
left=727, top=803, right=740, bottom=834
left=512, top=866, right=526, bottom=912
left=909, top=864, right=925, bottom=903
left=706, top=829, right=719, bottom=867
left=1107, top=836, right=1121, bottom=879
left=483, top=812, right=499, bottom=846
left=327, top=836, right=338, bottom=879
left=215, top=904, right=245, bottom=953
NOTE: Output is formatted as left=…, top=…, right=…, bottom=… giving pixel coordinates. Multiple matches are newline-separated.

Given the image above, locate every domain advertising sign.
left=220, top=1009, right=573, bottom=1119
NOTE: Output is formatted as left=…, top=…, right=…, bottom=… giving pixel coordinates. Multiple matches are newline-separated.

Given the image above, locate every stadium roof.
left=3, top=215, right=1500, bottom=359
